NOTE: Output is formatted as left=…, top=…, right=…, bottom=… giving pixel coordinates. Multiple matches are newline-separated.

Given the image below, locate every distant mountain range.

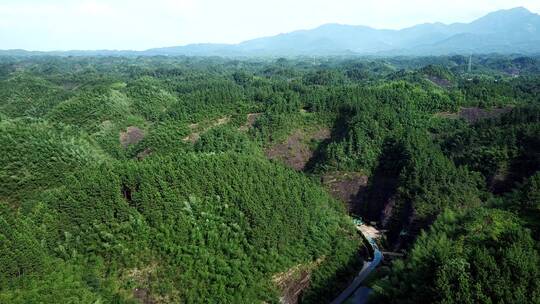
left=2, top=7, right=540, bottom=57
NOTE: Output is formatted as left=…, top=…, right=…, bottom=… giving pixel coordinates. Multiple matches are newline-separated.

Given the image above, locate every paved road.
left=348, top=287, right=372, bottom=304
left=330, top=236, right=383, bottom=304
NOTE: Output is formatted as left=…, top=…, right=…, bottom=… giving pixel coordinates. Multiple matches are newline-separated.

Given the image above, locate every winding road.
left=330, top=228, right=383, bottom=304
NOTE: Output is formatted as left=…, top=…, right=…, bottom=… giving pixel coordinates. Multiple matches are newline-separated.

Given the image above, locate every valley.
left=1, top=54, right=539, bottom=303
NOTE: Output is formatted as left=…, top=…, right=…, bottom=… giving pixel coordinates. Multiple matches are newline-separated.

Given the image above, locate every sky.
left=1, top=0, right=539, bottom=51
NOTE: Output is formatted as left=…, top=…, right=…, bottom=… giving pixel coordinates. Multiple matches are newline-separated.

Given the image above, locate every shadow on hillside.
left=354, top=139, right=407, bottom=222
left=304, top=106, right=354, bottom=173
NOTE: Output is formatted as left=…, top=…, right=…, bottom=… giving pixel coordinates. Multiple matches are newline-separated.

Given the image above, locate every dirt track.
left=182, top=116, right=230, bottom=143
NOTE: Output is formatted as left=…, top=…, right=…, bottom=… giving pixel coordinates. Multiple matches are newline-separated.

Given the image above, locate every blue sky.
left=1, top=0, right=539, bottom=51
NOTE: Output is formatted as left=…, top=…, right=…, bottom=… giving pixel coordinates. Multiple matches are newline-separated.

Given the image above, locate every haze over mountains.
left=3, top=7, right=540, bottom=57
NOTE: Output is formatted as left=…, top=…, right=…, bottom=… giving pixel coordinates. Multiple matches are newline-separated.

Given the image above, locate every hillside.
left=0, top=55, right=539, bottom=303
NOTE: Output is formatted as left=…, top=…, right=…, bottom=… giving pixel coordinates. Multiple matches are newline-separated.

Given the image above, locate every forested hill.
left=1, top=54, right=540, bottom=303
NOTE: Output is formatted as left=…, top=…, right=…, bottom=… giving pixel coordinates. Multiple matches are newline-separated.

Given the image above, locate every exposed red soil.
left=120, top=126, right=145, bottom=147
left=436, top=107, right=512, bottom=123
left=266, top=132, right=310, bottom=171
left=265, top=128, right=330, bottom=171
left=458, top=107, right=512, bottom=123
left=133, top=288, right=155, bottom=304
left=239, top=113, right=262, bottom=131
left=427, top=76, right=452, bottom=88
left=273, top=258, right=324, bottom=304
left=123, top=263, right=158, bottom=304
left=322, top=172, right=368, bottom=212
left=276, top=270, right=311, bottom=304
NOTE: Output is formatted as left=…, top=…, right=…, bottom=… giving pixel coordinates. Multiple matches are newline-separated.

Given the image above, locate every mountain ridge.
left=2, top=7, right=540, bottom=57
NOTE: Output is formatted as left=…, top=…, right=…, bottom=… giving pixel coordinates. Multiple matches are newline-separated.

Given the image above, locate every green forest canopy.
left=0, top=55, right=539, bottom=303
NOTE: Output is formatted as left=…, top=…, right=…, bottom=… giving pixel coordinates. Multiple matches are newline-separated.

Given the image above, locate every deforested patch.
left=120, top=126, right=145, bottom=147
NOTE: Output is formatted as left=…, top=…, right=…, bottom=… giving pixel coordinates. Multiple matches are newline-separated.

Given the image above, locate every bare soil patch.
left=120, top=126, right=145, bottom=148
left=133, top=288, right=155, bottom=304
left=322, top=172, right=368, bottom=212
left=215, top=117, right=229, bottom=125
left=182, top=116, right=230, bottom=143
left=265, top=128, right=330, bottom=171
left=436, top=107, right=512, bottom=123
left=357, top=224, right=383, bottom=241
left=427, top=76, right=452, bottom=88
left=459, top=107, right=512, bottom=123
left=239, top=113, right=262, bottom=131
left=273, top=258, right=324, bottom=304
left=123, top=263, right=159, bottom=304
left=266, top=131, right=310, bottom=171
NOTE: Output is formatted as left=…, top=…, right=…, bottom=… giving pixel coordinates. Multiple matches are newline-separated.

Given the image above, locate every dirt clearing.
left=265, top=128, right=330, bottom=171
left=239, top=113, right=262, bottom=131
left=182, top=116, right=230, bottom=143
left=427, top=76, right=452, bottom=88
left=273, top=258, right=325, bottom=304
left=322, top=172, right=368, bottom=212
left=120, top=126, right=145, bottom=147
left=458, top=107, right=512, bottom=123
left=357, top=224, right=383, bottom=241
left=435, top=107, right=512, bottom=123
